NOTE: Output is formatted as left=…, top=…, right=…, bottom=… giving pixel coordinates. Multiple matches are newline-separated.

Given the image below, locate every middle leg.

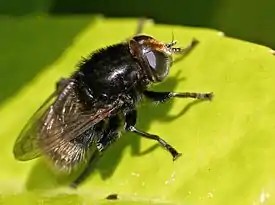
left=124, top=109, right=181, bottom=161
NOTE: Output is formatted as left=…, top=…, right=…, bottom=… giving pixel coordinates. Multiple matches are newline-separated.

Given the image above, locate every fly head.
left=128, top=34, right=186, bottom=83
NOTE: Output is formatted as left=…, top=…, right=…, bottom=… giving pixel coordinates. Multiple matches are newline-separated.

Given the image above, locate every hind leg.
left=70, top=115, right=122, bottom=188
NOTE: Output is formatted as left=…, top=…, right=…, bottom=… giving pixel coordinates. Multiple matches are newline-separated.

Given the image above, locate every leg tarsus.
left=144, top=90, right=213, bottom=103
left=172, top=38, right=199, bottom=54
left=172, top=92, right=213, bottom=100
left=173, top=38, right=200, bottom=63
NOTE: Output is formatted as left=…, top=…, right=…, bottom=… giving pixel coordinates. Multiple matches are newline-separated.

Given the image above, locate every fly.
left=13, top=18, right=213, bottom=188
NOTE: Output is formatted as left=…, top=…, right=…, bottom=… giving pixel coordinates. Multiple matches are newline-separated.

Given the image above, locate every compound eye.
left=145, top=50, right=171, bottom=81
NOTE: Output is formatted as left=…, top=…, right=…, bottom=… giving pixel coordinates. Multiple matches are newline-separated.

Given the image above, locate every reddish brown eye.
left=145, top=50, right=171, bottom=81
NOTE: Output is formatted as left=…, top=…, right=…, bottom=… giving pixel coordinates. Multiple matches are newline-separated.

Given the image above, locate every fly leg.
left=173, top=38, right=199, bottom=54
left=135, top=17, right=147, bottom=35
left=124, top=18, right=148, bottom=42
left=172, top=38, right=200, bottom=63
left=124, top=109, right=181, bottom=161
left=144, top=90, right=213, bottom=103
left=70, top=115, right=122, bottom=188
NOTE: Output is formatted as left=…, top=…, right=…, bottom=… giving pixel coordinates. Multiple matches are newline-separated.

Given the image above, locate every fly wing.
left=13, top=89, right=59, bottom=161
left=13, top=80, right=124, bottom=172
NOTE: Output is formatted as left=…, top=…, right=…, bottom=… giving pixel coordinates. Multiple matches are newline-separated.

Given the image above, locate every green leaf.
left=1, top=16, right=274, bottom=205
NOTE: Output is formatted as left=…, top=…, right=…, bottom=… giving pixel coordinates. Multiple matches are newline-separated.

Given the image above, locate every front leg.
left=124, top=109, right=181, bottom=161
left=144, top=90, right=213, bottom=103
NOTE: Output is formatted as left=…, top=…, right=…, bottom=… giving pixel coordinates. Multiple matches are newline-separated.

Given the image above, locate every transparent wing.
left=13, top=80, right=124, bottom=166
left=13, top=90, right=57, bottom=161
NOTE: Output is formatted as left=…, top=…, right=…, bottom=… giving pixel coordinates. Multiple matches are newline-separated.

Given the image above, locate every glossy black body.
left=13, top=23, right=213, bottom=188
left=74, top=42, right=148, bottom=111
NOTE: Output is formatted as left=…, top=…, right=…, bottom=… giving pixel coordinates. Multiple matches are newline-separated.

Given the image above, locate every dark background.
left=1, top=0, right=274, bottom=48
left=1, top=0, right=274, bottom=105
